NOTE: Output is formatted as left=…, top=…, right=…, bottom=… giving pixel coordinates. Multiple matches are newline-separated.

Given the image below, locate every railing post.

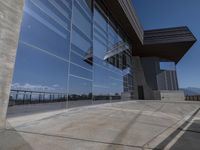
left=30, top=92, right=32, bottom=104
left=23, top=92, right=26, bottom=104
left=43, top=93, right=45, bottom=103
left=39, top=94, right=41, bottom=103
left=16, top=91, right=19, bottom=101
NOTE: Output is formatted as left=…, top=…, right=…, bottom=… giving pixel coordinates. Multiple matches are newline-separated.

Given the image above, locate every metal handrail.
left=9, top=89, right=67, bottom=106
left=185, top=95, right=200, bottom=101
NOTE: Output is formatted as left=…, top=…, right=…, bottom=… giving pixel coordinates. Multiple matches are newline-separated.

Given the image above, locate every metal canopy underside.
left=136, top=27, right=197, bottom=63
left=99, top=0, right=144, bottom=45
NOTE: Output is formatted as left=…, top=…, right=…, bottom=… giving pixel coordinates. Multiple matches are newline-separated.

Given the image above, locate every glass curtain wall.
left=68, top=0, right=93, bottom=107
left=8, top=0, right=134, bottom=115
left=9, top=0, right=72, bottom=114
left=93, top=5, right=134, bottom=103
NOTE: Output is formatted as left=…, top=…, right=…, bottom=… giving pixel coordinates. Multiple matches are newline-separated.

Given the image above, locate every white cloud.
left=52, top=84, right=59, bottom=88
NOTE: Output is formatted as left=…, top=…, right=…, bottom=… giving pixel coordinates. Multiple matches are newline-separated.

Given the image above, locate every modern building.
left=0, top=0, right=196, bottom=128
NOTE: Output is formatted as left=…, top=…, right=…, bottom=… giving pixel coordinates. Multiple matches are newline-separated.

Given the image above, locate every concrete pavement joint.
left=142, top=107, right=200, bottom=149
left=136, top=100, right=200, bottom=105
left=180, top=129, right=200, bottom=134
left=102, top=106, right=181, bottom=120
left=137, top=121, right=170, bottom=128
left=153, top=107, right=200, bottom=150
left=5, top=129, right=146, bottom=149
left=3, top=101, right=200, bottom=150
left=142, top=118, right=181, bottom=149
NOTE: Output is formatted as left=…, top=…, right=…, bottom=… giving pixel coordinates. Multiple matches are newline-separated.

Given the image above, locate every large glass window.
left=93, top=6, right=134, bottom=103
left=8, top=0, right=72, bottom=115
left=68, top=76, right=92, bottom=107
left=13, top=43, right=69, bottom=92
left=20, top=0, right=71, bottom=60
left=160, top=62, right=176, bottom=71
left=8, top=0, right=134, bottom=116
left=68, top=0, right=93, bottom=107
left=73, top=0, right=92, bottom=38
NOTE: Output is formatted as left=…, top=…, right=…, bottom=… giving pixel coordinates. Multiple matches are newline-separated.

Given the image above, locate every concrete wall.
left=160, top=90, right=185, bottom=101
left=141, top=57, right=160, bottom=90
left=153, top=90, right=161, bottom=100
left=140, top=57, right=179, bottom=91
left=133, top=56, right=154, bottom=100
left=0, top=0, right=24, bottom=129
left=133, top=57, right=181, bottom=100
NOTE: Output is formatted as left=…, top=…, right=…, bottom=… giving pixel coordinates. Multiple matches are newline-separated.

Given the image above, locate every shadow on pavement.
left=170, top=119, right=200, bottom=150
left=106, top=110, right=143, bottom=150
left=154, top=108, right=200, bottom=150
left=0, top=123, right=33, bottom=150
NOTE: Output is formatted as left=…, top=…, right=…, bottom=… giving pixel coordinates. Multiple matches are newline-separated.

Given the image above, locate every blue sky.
left=133, top=0, right=200, bottom=88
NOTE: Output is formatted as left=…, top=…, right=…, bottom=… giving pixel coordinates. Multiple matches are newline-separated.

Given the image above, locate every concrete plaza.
left=1, top=100, right=200, bottom=150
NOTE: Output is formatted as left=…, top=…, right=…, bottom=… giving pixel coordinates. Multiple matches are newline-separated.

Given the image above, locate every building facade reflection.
left=9, top=0, right=134, bottom=110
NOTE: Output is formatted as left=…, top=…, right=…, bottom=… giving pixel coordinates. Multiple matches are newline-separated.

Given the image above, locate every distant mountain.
left=181, top=87, right=200, bottom=96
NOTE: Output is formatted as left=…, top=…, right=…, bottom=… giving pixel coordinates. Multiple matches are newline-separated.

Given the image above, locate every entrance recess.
left=138, top=86, right=144, bottom=100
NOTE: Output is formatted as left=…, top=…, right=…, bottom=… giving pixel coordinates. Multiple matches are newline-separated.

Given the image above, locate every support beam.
left=0, top=0, right=24, bottom=129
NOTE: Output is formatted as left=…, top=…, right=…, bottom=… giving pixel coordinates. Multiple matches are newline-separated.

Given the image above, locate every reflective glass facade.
left=160, top=62, right=176, bottom=71
left=9, top=0, right=134, bottom=112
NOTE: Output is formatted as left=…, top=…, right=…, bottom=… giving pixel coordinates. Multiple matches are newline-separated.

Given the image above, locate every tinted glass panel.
left=93, top=6, right=134, bottom=102
left=8, top=0, right=134, bottom=116
left=71, top=26, right=92, bottom=53
left=70, top=51, right=92, bottom=70
left=12, top=43, right=68, bottom=91
left=160, top=62, right=176, bottom=71
left=68, top=76, right=92, bottom=107
left=70, top=63, right=92, bottom=80
left=73, top=0, right=92, bottom=38
left=20, top=0, right=71, bottom=60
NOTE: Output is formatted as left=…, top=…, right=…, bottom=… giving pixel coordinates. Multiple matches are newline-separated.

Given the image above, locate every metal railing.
left=9, top=89, right=67, bottom=106
left=104, top=41, right=130, bottom=60
left=185, top=95, right=200, bottom=101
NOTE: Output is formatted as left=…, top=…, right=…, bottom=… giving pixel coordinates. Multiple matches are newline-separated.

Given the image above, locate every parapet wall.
left=160, top=90, right=185, bottom=101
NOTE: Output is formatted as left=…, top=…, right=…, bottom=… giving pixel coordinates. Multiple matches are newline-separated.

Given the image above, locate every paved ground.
left=1, top=100, right=200, bottom=150
left=7, top=100, right=121, bottom=117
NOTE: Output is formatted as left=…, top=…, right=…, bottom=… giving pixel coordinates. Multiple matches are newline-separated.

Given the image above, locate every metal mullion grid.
left=92, top=0, right=95, bottom=104
left=94, top=27, right=107, bottom=42
left=108, top=12, right=135, bottom=98
left=75, top=0, right=92, bottom=22
left=66, top=0, right=74, bottom=109
left=105, top=7, right=112, bottom=103
left=70, top=0, right=94, bottom=105
left=93, top=1, right=111, bottom=103
left=66, top=0, right=94, bottom=107
left=48, top=0, right=72, bottom=25
left=71, top=48, right=123, bottom=77
left=67, top=0, right=93, bottom=108
left=94, top=1, right=132, bottom=102
left=61, top=0, right=72, bottom=12
left=108, top=18, right=123, bottom=102
left=70, top=61, right=93, bottom=73
left=73, top=24, right=92, bottom=44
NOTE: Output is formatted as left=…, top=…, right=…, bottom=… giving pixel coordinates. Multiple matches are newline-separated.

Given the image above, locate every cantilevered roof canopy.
left=98, top=0, right=144, bottom=44
left=135, top=27, right=197, bottom=63
left=98, top=0, right=196, bottom=64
